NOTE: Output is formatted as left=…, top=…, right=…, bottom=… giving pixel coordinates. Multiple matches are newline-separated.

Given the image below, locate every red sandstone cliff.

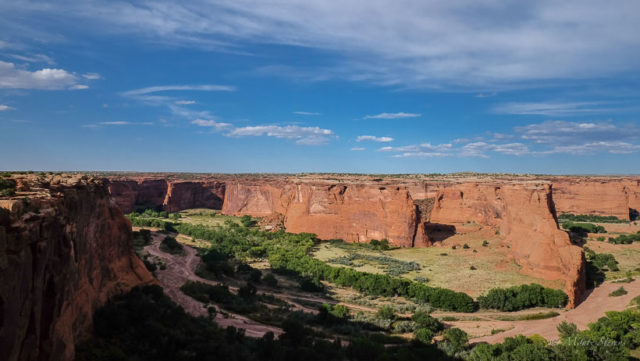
left=222, top=181, right=429, bottom=247
left=553, top=179, right=634, bottom=220
left=430, top=182, right=586, bottom=306
left=0, top=175, right=155, bottom=361
left=107, top=179, right=225, bottom=213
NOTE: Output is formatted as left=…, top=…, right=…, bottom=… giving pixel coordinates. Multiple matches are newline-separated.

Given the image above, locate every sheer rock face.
left=222, top=181, right=429, bottom=247
left=553, top=178, right=640, bottom=220
left=0, top=176, right=155, bottom=361
left=107, top=179, right=224, bottom=213
left=430, top=182, right=586, bottom=306
left=163, top=181, right=226, bottom=213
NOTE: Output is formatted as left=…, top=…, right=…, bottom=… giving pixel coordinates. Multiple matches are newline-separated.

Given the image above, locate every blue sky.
left=1, top=1, right=640, bottom=174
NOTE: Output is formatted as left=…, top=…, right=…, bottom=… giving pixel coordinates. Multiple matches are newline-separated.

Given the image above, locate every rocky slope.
left=0, top=175, right=155, bottom=361
left=222, top=180, right=429, bottom=247
left=429, top=182, right=586, bottom=306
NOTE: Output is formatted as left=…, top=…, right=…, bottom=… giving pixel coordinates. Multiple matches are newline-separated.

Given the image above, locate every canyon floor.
left=134, top=208, right=640, bottom=345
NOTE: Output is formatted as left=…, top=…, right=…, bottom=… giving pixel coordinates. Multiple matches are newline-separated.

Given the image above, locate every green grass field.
left=314, top=235, right=563, bottom=297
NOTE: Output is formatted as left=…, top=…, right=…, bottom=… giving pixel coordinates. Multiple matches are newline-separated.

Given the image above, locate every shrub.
left=413, top=328, right=434, bottom=343
left=469, top=265, right=477, bottom=270
left=482, top=240, right=489, bottom=247
left=443, top=328, right=468, bottom=353
left=160, top=236, right=183, bottom=254
left=609, top=287, right=628, bottom=297
left=561, top=222, right=606, bottom=234
left=477, top=284, right=568, bottom=311
left=557, top=321, right=578, bottom=339
left=248, top=269, right=262, bottom=283
left=463, top=243, right=470, bottom=249
left=559, top=213, right=626, bottom=223
left=376, top=306, right=397, bottom=321
left=299, top=278, right=324, bottom=293
left=263, top=273, right=278, bottom=287
left=240, top=215, right=256, bottom=227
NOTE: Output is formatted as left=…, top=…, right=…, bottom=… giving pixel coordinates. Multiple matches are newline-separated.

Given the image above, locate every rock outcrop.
left=553, top=178, right=633, bottom=220
left=430, top=182, right=586, bottom=306
left=107, top=179, right=225, bottom=213
left=0, top=175, right=155, bottom=361
left=222, top=181, right=429, bottom=247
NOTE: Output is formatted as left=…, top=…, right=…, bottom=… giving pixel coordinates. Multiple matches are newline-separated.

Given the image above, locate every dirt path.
left=143, top=233, right=284, bottom=337
left=471, top=280, right=640, bottom=344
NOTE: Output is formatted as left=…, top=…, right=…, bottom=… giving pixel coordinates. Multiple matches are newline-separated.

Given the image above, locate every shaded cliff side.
left=430, top=182, right=586, bottom=306
left=107, top=179, right=225, bottom=213
left=0, top=175, right=155, bottom=361
left=222, top=181, right=429, bottom=247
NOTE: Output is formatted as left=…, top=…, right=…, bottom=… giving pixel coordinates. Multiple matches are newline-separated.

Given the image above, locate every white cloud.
left=7, top=53, right=55, bottom=65
left=175, top=100, right=196, bottom=105
left=293, top=111, right=320, bottom=116
left=191, top=118, right=231, bottom=129
left=82, top=72, right=101, bottom=80
left=516, top=120, right=640, bottom=145
left=356, top=135, right=393, bottom=142
left=227, top=125, right=334, bottom=145
left=70, top=84, right=89, bottom=90
left=494, top=102, right=614, bottom=116
left=6, top=1, right=639, bottom=88
left=0, top=60, right=83, bottom=90
left=384, top=120, right=640, bottom=158
left=350, top=147, right=365, bottom=151
left=0, top=105, right=13, bottom=111
left=364, top=112, right=421, bottom=119
left=122, top=84, right=236, bottom=97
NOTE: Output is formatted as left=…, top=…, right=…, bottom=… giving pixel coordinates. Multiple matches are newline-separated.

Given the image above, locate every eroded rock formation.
left=430, top=182, right=586, bottom=306
left=0, top=175, right=155, bottom=361
left=553, top=178, right=634, bottom=220
left=223, top=181, right=429, bottom=247
left=107, top=179, right=225, bottom=213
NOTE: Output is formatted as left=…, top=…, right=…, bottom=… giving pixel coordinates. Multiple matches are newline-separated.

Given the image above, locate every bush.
left=0, top=177, right=16, bottom=196
left=608, top=232, right=640, bottom=244
left=240, top=215, right=257, bottom=227
left=376, top=306, right=397, bottom=321
left=559, top=213, right=626, bottom=223
left=443, top=328, right=468, bottom=353
left=482, top=240, right=489, bottom=247
left=463, top=243, right=470, bottom=249
left=477, top=284, right=568, bottom=311
left=609, top=287, right=628, bottom=297
left=557, top=321, right=578, bottom=339
left=263, top=273, right=278, bottom=287
left=299, top=278, right=324, bottom=293
left=561, top=221, right=606, bottom=234
left=248, top=269, right=262, bottom=283
left=413, top=328, right=434, bottom=343
left=159, top=236, right=183, bottom=254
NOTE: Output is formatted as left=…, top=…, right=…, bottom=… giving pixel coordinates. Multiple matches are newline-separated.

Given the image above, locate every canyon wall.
left=553, top=178, right=634, bottom=220
left=107, top=179, right=225, bottom=213
left=0, top=176, right=155, bottom=361
left=223, top=181, right=429, bottom=247
left=429, top=182, right=586, bottom=306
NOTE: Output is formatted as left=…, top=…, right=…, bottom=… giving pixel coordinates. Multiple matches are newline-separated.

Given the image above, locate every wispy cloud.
left=175, top=100, right=196, bottom=105
left=70, top=84, right=89, bottom=90
left=227, top=125, right=335, bottom=145
left=364, top=112, right=421, bottom=119
left=383, top=120, right=640, bottom=158
left=350, top=147, right=366, bottom=151
left=5, top=2, right=639, bottom=88
left=6, top=53, right=55, bottom=65
left=356, top=135, right=393, bottom=142
left=191, top=118, right=231, bottom=130
left=494, top=101, right=614, bottom=116
left=0, top=60, right=86, bottom=90
left=122, top=84, right=235, bottom=97
left=82, top=72, right=101, bottom=80
left=0, top=104, right=13, bottom=111
left=293, top=111, right=320, bottom=116
left=83, top=121, right=154, bottom=128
